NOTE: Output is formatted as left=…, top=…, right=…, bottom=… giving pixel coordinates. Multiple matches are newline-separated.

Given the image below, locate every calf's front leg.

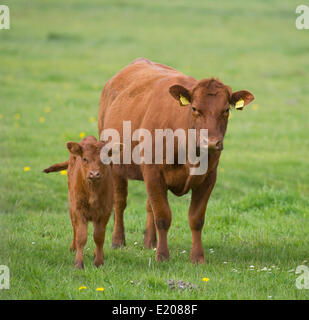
left=74, top=219, right=88, bottom=269
left=93, top=218, right=108, bottom=267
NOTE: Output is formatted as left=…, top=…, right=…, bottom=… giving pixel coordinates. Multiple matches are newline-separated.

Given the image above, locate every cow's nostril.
left=89, top=171, right=101, bottom=179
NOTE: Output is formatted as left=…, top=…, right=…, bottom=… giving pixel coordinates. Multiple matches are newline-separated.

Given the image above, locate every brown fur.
left=98, top=58, right=254, bottom=263
left=43, top=136, right=113, bottom=268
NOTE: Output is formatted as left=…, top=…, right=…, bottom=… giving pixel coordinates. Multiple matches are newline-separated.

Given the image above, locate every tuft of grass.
left=0, top=0, right=308, bottom=300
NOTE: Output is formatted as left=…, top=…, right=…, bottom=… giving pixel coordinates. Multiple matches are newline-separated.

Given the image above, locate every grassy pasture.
left=0, top=0, right=308, bottom=299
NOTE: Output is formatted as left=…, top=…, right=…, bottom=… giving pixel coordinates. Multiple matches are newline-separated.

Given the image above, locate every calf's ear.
left=230, top=90, right=255, bottom=110
left=66, top=142, right=83, bottom=156
left=169, top=85, right=192, bottom=106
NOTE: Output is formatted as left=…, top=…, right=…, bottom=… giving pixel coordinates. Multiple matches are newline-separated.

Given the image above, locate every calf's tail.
left=43, top=161, right=68, bottom=173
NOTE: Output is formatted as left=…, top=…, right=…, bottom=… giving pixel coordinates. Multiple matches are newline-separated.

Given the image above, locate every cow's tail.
left=43, top=161, right=68, bottom=173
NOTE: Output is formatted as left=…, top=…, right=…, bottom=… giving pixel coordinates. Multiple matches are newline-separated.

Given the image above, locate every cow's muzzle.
left=88, top=170, right=102, bottom=181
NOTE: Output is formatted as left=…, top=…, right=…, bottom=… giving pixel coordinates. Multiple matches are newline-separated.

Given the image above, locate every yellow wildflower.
left=24, top=166, right=31, bottom=172
left=96, top=287, right=104, bottom=292
left=89, top=116, right=96, bottom=123
left=60, top=170, right=67, bottom=175
left=39, top=117, right=45, bottom=123
left=79, top=286, right=87, bottom=291
left=14, top=113, right=20, bottom=120
left=45, top=106, right=51, bottom=113
left=80, top=132, right=86, bottom=138
left=202, top=277, right=209, bottom=282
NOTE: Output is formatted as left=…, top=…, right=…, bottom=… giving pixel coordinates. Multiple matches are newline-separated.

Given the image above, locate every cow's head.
left=169, top=79, right=254, bottom=152
left=67, top=136, right=105, bottom=183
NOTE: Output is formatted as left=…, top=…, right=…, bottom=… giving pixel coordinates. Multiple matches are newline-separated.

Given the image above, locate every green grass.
left=1, top=0, right=309, bottom=300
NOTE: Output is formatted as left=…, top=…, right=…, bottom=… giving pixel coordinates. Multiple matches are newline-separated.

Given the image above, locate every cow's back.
left=98, top=58, right=196, bottom=134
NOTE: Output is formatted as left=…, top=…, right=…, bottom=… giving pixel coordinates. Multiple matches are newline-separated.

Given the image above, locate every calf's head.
left=169, top=79, right=254, bottom=152
left=67, top=136, right=105, bottom=183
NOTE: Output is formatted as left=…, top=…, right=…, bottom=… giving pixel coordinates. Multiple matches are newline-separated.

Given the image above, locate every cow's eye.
left=225, top=108, right=230, bottom=114
left=82, top=158, right=88, bottom=163
left=192, top=107, right=197, bottom=112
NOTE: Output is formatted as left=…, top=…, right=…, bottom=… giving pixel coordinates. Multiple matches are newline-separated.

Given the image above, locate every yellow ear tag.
left=235, top=99, right=244, bottom=109
left=179, top=94, right=190, bottom=106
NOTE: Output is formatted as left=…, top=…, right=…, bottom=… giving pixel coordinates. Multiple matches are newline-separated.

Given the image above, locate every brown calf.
left=43, top=136, right=113, bottom=268
left=98, top=58, right=254, bottom=264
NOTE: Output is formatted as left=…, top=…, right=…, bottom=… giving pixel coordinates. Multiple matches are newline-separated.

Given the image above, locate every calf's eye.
left=192, top=107, right=197, bottom=112
left=83, top=158, right=88, bottom=163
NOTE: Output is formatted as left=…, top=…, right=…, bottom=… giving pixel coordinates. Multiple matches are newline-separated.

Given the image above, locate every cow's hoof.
left=190, top=255, right=205, bottom=264
left=94, top=259, right=104, bottom=268
left=112, top=236, right=126, bottom=249
left=144, top=238, right=157, bottom=249
left=74, top=261, right=84, bottom=269
left=156, top=252, right=170, bottom=262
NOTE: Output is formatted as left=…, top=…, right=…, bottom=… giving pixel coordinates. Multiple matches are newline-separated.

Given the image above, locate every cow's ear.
left=66, top=142, right=83, bottom=156
left=169, top=85, right=192, bottom=106
left=230, top=90, right=254, bottom=110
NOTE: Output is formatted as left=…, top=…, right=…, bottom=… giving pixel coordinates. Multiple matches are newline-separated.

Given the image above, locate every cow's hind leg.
left=112, top=172, right=128, bottom=248
left=144, top=199, right=157, bottom=249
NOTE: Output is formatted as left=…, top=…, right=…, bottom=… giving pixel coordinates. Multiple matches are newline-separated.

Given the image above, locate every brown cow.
left=43, top=136, right=113, bottom=268
left=98, top=58, right=254, bottom=263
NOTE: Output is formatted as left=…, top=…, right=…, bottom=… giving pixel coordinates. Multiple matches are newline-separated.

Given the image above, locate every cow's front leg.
left=188, top=170, right=217, bottom=264
left=144, top=167, right=171, bottom=262
left=144, top=198, right=157, bottom=249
